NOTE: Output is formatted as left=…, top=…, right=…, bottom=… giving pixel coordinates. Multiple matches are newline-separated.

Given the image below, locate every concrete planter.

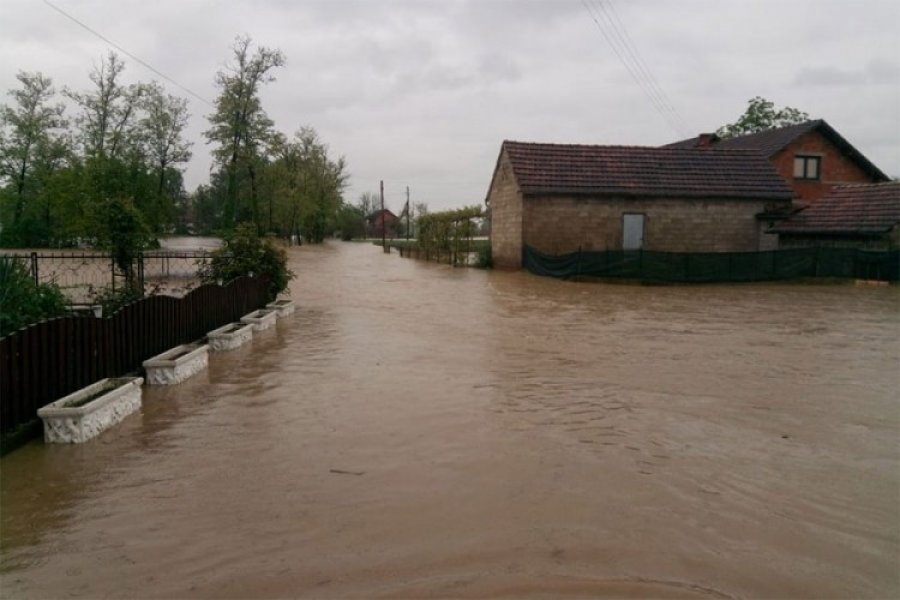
left=207, top=322, right=254, bottom=352
left=38, top=377, right=143, bottom=444
left=143, top=343, right=209, bottom=385
left=240, top=308, right=278, bottom=331
left=266, top=299, right=295, bottom=317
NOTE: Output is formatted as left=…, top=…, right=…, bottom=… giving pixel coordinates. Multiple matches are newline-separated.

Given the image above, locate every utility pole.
left=380, top=179, right=386, bottom=250
left=406, top=186, right=410, bottom=241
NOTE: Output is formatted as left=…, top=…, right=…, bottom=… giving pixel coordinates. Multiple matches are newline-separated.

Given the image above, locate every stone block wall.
left=488, top=152, right=524, bottom=269
left=521, top=196, right=785, bottom=258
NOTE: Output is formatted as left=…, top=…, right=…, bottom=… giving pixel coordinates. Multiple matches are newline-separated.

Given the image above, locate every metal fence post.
left=138, top=255, right=145, bottom=294
left=30, top=252, right=38, bottom=286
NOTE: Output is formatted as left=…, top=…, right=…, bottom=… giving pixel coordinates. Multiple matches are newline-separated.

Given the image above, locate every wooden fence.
left=0, top=276, right=269, bottom=438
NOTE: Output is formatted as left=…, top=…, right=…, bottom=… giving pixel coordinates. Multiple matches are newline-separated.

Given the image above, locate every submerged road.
left=2, top=241, right=899, bottom=598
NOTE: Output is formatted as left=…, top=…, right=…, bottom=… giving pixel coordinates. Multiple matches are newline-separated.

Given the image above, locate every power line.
left=580, top=0, right=690, bottom=137
left=583, top=0, right=677, bottom=133
left=41, top=0, right=214, bottom=108
left=595, top=0, right=689, bottom=132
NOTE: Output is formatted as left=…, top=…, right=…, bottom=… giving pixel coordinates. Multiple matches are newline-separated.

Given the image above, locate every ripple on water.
left=1, top=242, right=898, bottom=600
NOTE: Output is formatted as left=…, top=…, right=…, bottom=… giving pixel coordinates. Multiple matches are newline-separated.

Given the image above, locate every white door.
left=623, top=214, right=644, bottom=250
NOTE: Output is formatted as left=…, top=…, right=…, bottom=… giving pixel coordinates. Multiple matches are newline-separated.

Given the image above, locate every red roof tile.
left=502, top=141, right=794, bottom=200
left=771, top=182, right=900, bottom=235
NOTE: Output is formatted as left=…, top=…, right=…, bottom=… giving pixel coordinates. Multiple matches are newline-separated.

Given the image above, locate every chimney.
left=695, top=133, right=719, bottom=148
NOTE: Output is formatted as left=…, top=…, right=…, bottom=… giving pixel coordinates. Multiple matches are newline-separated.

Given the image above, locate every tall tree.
left=716, top=96, right=809, bottom=138
left=0, top=72, right=68, bottom=227
left=266, top=127, right=347, bottom=242
left=139, top=82, right=192, bottom=233
left=356, top=191, right=380, bottom=216
left=65, top=52, right=143, bottom=160
left=205, top=36, right=285, bottom=229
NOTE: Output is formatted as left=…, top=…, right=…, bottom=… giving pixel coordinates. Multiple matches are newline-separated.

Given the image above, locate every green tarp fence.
left=523, top=245, right=900, bottom=283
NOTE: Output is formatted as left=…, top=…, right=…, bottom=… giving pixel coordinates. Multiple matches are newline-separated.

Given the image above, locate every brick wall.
left=521, top=196, right=787, bottom=258
left=770, top=131, right=876, bottom=204
left=488, top=151, right=524, bottom=269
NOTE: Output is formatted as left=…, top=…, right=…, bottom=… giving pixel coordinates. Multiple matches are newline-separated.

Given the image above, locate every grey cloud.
left=793, top=59, right=900, bottom=86
left=2, top=0, right=898, bottom=210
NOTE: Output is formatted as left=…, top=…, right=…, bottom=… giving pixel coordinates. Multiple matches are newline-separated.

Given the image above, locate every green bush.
left=88, top=284, right=145, bottom=315
left=94, top=196, right=153, bottom=289
left=0, top=257, right=68, bottom=336
left=199, top=222, right=294, bottom=301
left=475, top=243, right=493, bottom=269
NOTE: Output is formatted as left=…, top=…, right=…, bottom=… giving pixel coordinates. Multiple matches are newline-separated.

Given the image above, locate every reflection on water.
left=1, top=242, right=898, bottom=599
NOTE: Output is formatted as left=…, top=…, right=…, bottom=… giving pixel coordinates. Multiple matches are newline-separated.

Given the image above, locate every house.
left=366, top=209, right=397, bottom=239
left=665, top=120, right=889, bottom=204
left=486, top=141, right=795, bottom=269
left=770, top=181, right=900, bottom=250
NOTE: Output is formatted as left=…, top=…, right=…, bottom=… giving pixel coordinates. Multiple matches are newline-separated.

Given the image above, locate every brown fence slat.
left=0, top=337, right=11, bottom=426
left=1, top=276, right=269, bottom=438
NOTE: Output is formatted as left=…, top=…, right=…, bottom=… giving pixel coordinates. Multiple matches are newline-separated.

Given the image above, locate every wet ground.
left=1, top=241, right=898, bottom=599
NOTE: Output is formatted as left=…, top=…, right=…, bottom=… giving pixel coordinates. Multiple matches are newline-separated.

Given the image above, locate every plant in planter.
left=143, top=343, right=209, bottom=385
left=265, top=298, right=295, bottom=317
left=207, top=321, right=254, bottom=351
left=240, top=308, right=277, bottom=331
left=38, top=377, right=144, bottom=444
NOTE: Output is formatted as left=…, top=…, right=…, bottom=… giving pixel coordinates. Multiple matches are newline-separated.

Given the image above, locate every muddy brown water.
left=2, top=242, right=898, bottom=599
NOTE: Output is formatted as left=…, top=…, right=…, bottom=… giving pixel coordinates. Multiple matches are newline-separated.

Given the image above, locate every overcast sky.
left=1, top=0, right=898, bottom=212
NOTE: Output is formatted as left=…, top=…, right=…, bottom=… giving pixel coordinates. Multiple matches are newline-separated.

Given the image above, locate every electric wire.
left=596, top=0, right=690, bottom=132
left=582, top=0, right=685, bottom=135
left=580, top=0, right=689, bottom=136
left=41, top=0, right=214, bottom=108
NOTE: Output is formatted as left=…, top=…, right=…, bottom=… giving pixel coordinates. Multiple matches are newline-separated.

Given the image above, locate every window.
left=793, top=155, right=821, bottom=180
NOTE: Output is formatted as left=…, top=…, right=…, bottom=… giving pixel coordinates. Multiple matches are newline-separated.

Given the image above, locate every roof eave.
left=521, top=188, right=794, bottom=201
left=772, top=227, right=894, bottom=236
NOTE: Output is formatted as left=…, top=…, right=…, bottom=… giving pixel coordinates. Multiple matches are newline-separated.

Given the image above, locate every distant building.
left=366, top=209, right=397, bottom=239
left=485, top=141, right=794, bottom=269
left=770, top=182, right=900, bottom=250
left=665, top=120, right=889, bottom=205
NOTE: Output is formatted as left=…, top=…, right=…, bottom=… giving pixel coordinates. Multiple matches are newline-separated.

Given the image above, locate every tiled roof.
left=714, top=121, right=823, bottom=156
left=771, top=182, right=900, bottom=235
left=366, top=208, right=396, bottom=221
left=665, top=121, right=821, bottom=156
left=501, top=141, right=795, bottom=200
left=663, top=120, right=889, bottom=181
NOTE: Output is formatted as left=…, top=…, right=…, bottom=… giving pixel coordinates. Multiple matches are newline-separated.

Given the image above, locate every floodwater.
left=1, top=242, right=898, bottom=599
left=158, top=236, right=223, bottom=251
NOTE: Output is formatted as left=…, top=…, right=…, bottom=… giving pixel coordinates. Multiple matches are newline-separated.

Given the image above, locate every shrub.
left=0, top=257, right=68, bottom=336
left=199, top=222, right=294, bottom=301
left=88, top=284, right=145, bottom=316
left=475, top=243, right=493, bottom=269
left=94, top=196, right=153, bottom=290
